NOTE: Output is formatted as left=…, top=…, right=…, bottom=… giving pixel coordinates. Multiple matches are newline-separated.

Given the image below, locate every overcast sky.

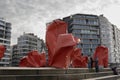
left=0, top=0, right=120, bottom=45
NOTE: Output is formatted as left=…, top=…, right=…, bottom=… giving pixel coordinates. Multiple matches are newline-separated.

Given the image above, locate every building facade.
left=112, top=25, right=120, bottom=63
left=63, top=14, right=120, bottom=64
left=99, top=15, right=114, bottom=63
left=0, top=18, right=11, bottom=66
left=99, top=15, right=120, bottom=64
left=63, top=14, right=101, bottom=56
left=12, top=33, right=44, bottom=66
left=11, top=44, right=19, bottom=66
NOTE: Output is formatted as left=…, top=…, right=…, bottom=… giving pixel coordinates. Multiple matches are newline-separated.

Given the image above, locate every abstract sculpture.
left=72, top=48, right=88, bottom=68
left=0, top=45, right=6, bottom=59
left=19, top=51, right=46, bottom=67
left=19, top=19, right=109, bottom=69
left=46, top=19, right=67, bottom=66
left=50, top=34, right=78, bottom=68
left=93, top=45, right=108, bottom=68
left=46, top=19, right=85, bottom=68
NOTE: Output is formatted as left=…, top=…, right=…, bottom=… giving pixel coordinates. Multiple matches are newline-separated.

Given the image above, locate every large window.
left=72, top=29, right=81, bottom=33
left=83, top=44, right=91, bottom=48
left=74, top=18, right=86, bottom=24
left=86, top=19, right=99, bottom=25
left=0, top=20, right=5, bottom=25
left=81, top=30, right=98, bottom=34
left=82, top=39, right=90, bottom=43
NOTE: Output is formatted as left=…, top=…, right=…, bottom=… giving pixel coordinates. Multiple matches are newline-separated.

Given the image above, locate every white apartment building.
left=0, top=18, right=11, bottom=66
left=12, top=33, right=44, bottom=66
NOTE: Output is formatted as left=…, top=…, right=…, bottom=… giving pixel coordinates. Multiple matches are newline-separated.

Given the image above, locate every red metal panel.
left=0, top=45, right=6, bottom=59
left=72, top=48, right=88, bottom=68
left=50, top=34, right=78, bottom=68
left=19, top=56, right=30, bottom=67
left=93, top=46, right=108, bottom=67
left=46, top=20, right=67, bottom=66
left=19, top=51, right=46, bottom=67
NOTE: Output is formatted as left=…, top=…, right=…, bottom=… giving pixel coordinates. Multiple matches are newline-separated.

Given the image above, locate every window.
left=74, top=18, right=86, bottom=24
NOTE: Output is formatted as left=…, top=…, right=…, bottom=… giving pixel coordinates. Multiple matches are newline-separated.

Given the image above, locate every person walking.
left=110, top=63, right=119, bottom=75
left=95, top=58, right=99, bottom=72
left=90, top=57, right=93, bottom=69
left=88, top=56, right=93, bottom=71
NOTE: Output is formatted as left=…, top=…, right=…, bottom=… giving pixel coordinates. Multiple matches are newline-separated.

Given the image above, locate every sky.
left=0, top=0, right=120, bottom=45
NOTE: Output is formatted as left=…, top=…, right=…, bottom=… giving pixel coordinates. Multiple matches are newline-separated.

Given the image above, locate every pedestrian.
left=90, top=57, right=93, bottom=69
left=95, top=58, right=99, bottom=72
left=110, top=63, right=119, bottom=75
left=88, top=56, right=91, bottom=68
left=88, top=56, right=93, bottom=71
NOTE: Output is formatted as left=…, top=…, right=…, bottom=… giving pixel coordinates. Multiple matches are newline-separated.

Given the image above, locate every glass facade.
left=63, top=14, right=100, bottom=56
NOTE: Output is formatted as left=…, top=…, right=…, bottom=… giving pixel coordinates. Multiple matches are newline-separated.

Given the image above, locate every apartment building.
left=12, top=33, right=44, bottom=66
left=0, top=18, right=11, bottom=66
left=63, top=14, right=100, bottom=56
left=63, top=14, right=120, bottom=64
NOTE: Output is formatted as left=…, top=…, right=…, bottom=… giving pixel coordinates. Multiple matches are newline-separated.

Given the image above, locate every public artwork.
left=50, top=34, right=78, bottom=68
left=46, top=19, right=88, bottom=68
left=0, top=45, right=6, bottom=59
left=46, top=19, right=67, bottom=66
left=19, top=56, right=30, bottom=67
left=19, top=51, right=46, bottom=67
left=46, top=19, right=80, bottom=68
left=93, top=46, right=108, bottom=67
left=19, top=19, right=109, bottom=68
left=72, top=48, right=88, bottom=68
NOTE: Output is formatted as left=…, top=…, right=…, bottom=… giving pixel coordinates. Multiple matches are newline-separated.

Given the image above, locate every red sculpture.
left=72, top=48, right=88, bottom=68
left=46, top=19, right=89, bottom=68
left=0, top=45, right=6, bottom=59
left=19, top=18, right=109, bottom=69
left=19, top=51, right=46, bottom=67
left=50, top=34, right=78, bottom=68
left=46, top=19, right=67, bottom=66
left=19, top=19, right=109, bottom=69
left=19, top=56, right=30, bottom=67
left=93, top=45, right=108, bottom=67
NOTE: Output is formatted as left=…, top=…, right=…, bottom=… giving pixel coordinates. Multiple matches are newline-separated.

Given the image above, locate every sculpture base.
left=0, top=67, right=119, bottom=80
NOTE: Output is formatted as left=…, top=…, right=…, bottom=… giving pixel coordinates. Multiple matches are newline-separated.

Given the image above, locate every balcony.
left=0, top=21, right=5, bottom=26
